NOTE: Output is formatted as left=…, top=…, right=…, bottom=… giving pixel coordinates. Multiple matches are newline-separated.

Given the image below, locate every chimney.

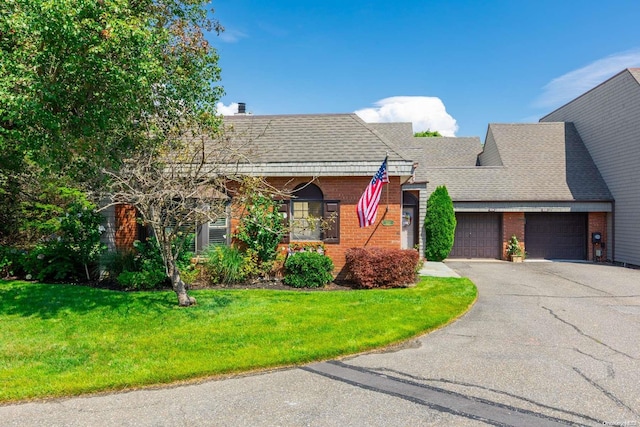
left=237, top=102, right=246, bottom=114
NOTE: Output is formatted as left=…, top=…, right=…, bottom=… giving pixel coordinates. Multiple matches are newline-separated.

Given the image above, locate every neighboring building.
left=541, top=68, right=640, bottom=267
left=415, top=122, right=612, bottom=261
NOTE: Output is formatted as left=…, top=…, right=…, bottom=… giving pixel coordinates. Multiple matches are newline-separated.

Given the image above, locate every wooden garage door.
left=450, top=213, right=501, bottom=259
left=525, top=213, right=587, bottom=260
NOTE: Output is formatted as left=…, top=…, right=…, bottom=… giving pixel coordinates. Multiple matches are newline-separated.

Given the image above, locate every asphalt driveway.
left=2, top=261, right=639, bottom=426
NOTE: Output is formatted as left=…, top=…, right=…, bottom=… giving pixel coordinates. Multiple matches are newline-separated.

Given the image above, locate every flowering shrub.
left=345, top=247, right=420, bottom=288
left=20, top=199, right=106, bottom=282
left=288, top=242, right=326, bottom=254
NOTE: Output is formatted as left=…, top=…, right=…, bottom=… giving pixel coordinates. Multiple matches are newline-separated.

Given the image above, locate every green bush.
left=283, top=252, right=334, bottom=288
left=105, top=237, right=194, bottom=290
left=234, top=194, right=285, bottom=265
left=424, top=185, right=456, bottom=261
left=203, top=245, right=248, bottom=284
left=116, top=269, right=168, bottom=290
left=0, top=246, right=25, bottom=278
left=16, top=196, right=107, bottom=282
left=99, top=249, right=138, bottom=280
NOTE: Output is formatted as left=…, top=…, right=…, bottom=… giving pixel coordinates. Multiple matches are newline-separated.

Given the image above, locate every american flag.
left=357, top=158, right=389, bottom=227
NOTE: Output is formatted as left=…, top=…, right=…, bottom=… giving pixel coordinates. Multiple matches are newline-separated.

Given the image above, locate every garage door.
left=525, top=213, right=587, bottom=260
left=450, top=213, right=501, bottom=259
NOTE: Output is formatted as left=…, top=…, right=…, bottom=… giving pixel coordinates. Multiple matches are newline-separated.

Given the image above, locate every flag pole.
left=386, top=152, right=389, bottom=212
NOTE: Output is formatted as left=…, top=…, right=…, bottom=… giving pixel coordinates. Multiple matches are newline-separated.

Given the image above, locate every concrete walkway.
left=418, top=261, right=461, bottom=278
left=2, top=261, right=640, bottom=426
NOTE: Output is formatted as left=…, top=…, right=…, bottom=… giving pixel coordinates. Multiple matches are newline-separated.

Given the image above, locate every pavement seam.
left=542, top=306, right=636, bottom=360
left=303, top=361, right=594, bottom=427
left=365, top=367, right=608, bottom=425
left=572, top=367, right=639, bottom=418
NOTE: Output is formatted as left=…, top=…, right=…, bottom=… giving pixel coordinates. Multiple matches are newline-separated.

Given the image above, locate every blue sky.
left=208, top=1, right=640, bottom=139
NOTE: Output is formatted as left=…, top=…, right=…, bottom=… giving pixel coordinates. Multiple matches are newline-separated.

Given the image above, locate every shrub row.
left=345, top=247, right=420, bottom=288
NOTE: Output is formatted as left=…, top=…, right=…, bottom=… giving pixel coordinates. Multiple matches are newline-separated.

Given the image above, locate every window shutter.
left=279, top=201, right=290, bottom=244
left=208, top=216, right=228, bottom=246
left=323, top=201, right=340, bottom=244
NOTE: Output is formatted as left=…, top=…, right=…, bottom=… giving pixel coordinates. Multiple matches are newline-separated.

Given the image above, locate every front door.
left=401, top=207, right=416, bottom=249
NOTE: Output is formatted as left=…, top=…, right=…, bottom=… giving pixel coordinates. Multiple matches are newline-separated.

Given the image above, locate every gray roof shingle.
left=221, top=114, right=410, bottom=163
left=218, top=114, right=611, bottom=203
left=425, top=123, right=612, bottom=201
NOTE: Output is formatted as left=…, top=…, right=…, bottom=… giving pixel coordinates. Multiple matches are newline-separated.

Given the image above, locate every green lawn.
left=0, top=277, right=476, bottom=402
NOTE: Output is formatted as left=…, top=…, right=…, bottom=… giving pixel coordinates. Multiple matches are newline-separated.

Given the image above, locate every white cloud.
left=355, top=96, right=458, bottom=137
left=534, top=49, right=640, bottom=109
left=218, top=28, right=248, bottom=43
left=216, top=102, right=239, bottom=116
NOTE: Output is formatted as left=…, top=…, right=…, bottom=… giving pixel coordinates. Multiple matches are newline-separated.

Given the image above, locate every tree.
left=424, top=185, right=456, bottom=261
left=1, top=0, right=223, bottom=181
left=103, top=124, right=282, bottom=306
left=414, top=130, right=443, bottom=137
left=1, top=0, right=238, bottom=305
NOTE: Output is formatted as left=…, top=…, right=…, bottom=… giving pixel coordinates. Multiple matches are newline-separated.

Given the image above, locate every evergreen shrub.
left=283, top=251, right=334, bottom=288
left=424, top=185, right=456, bottom=261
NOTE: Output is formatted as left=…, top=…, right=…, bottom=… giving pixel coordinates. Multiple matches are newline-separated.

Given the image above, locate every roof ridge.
left=350, top=116, right=412, bottom=161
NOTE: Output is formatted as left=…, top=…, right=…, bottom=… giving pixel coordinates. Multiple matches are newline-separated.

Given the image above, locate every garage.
left=525, top=213, right=587, bottom=260
left=450, top=213, right=501, bottom=259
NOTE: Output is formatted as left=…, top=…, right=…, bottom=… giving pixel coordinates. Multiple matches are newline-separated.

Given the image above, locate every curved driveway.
left=2, top=261, right=640, bottom=426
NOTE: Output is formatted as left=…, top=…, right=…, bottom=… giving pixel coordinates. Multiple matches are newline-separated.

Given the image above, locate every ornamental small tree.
left=424, top=185, right=456, bottom=261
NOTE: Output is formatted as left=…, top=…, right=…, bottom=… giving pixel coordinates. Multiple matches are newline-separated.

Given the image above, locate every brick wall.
left=502, top=212, right=525, bottom=260
left=114, top=204, right=138, bottom=250
left=231, top=176, right=403, bottom=275
left=587, top=212, right=607, bottom=261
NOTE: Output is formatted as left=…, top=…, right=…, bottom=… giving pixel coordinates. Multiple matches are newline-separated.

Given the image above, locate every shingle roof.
left=403, top=137, right=482, bottom=179
left=426, top=123, right=612, bottom=201
left=218, top=114, right=611, bottom=202
left=367, top=122, right=414, bottom=148
left=222, top=114, right=410, bottom=163
left=629, top=68, right=640, bottom=85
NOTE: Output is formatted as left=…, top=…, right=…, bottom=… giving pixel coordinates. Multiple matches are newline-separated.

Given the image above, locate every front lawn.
left=0, top=277, right=476, bottom=402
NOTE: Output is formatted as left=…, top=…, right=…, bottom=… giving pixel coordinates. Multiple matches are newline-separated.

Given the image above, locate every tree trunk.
left=168, top=259, right=196, bottom=307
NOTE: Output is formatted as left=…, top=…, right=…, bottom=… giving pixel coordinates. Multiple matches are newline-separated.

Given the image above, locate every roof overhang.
left=218, top=161, right=415, bottom=178
left=453, top=201, right=613, bottom=213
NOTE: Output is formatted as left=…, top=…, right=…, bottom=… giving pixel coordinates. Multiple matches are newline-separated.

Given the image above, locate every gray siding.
left=478, top=127, right=503, bottom=166
left=541, top=69, right=640, bottom=266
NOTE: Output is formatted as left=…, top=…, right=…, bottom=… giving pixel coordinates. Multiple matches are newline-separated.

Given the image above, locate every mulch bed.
left=188, top=278, right=356, bottom=291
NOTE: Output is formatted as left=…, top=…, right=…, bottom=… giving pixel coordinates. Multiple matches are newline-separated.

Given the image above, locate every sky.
left=207, top=0, right=640, bottom=139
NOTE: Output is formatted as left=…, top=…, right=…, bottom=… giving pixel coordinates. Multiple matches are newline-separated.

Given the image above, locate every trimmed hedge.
left=345, top=247, right=420, bottom=288
left=283, top=251, right=334, bottom=288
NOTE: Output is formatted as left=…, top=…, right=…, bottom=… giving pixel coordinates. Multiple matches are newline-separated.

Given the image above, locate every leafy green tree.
left=1, top=0, right=223, bottom=181
left=1, top=0, right=232, bottom=306
left=414, top=130, right=443, bottom=137
left=424, top=185, right=456, bottom=261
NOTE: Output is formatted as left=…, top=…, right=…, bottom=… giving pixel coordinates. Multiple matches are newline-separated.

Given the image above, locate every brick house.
left=104, top=113, right=416, bottom=276
left=105, top=68, right=640, bottom=269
